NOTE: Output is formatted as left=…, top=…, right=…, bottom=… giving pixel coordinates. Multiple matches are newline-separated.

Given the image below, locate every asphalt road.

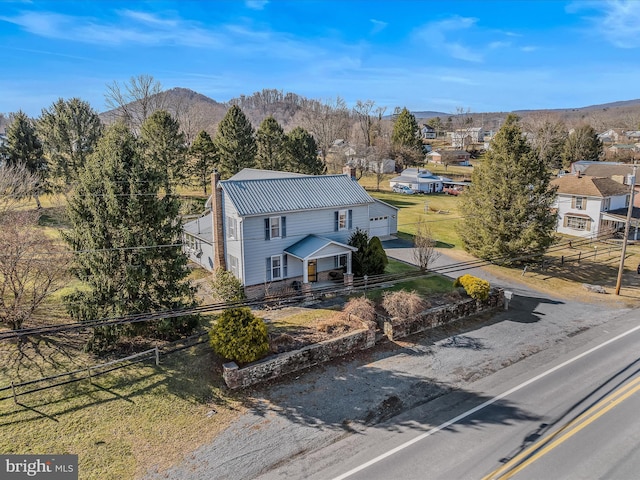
left=144, top=241, right=638, bottom=480
left=262, top=307, right=640, bottom=480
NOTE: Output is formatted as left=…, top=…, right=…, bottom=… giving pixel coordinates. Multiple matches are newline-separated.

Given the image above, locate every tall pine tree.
left=63, top=123, right=198, bottom=351
left=37, top=98, right=102, bottom=186
left=256, top=116, right=287, bottom=171
left=285, top=127, right=325, bottom=175
left=3, top=111, right=45, bottom=173
left=139, top=110, right=187, bottom=194
left=189, top=130, right=217, bottom=194
left=561, top=124, right=603, bottom=169
left=457, top=114, right=557, bottom=262
left=391, top=107, right=423, bottom=167
left=214, top=105, right=256, bottom=178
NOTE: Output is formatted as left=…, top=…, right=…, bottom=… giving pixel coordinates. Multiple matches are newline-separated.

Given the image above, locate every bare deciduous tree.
left=413, top=218, right=440, bottom=271
left=0, top=211, right=68, bottom=330
left=104, top=74, right=167, bottom=129
left=300, top=96, right=350, bottom=165
left=0, top=163, right=39, bottom=217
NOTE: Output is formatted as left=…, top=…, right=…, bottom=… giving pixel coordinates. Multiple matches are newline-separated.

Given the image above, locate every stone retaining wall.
left=383, top=288, right=504, bottom=341
left=223, top=320, right=376, bottom=389
left=222, top=289, right=503, bottom=389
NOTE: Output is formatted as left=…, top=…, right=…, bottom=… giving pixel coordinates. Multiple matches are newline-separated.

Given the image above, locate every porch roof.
left=284, top=235, right=357, bottom=261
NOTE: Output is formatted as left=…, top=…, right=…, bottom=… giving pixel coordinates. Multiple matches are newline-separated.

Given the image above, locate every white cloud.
left=521, top=45, right=537, bottom=52
left=245, top=0, right=268, bottom=10
left=0, top=10, right=225, bottom=47
left=567, top=0, right=640, bottom=48
left=370, top=19, right=387, bottom=34
left=415, top=16, right=483, bottom=62
left=488, top=41, right=510, bottom=49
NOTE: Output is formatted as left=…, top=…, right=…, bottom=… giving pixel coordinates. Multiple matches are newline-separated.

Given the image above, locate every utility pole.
left=615, top=165, right=637, bottom=295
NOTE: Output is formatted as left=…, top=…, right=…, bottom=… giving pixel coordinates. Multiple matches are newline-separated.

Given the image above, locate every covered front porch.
left=602, top=208, right=640, bottom=241
left=285, top=235, right=357, bottom=292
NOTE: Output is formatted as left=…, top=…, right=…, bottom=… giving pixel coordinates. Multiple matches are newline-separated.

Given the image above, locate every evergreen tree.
left=391, top=107, right=423, bottom=167
left=285, top=127, right=325, bottom=175
left=391, top=107, right=421, bottom=150
left=256, top=116, right=287, bottom=171
left=63, top=123, right=198, bottom=351
left=3, top=111, right=45, bottom=173
left=214, top=105, right=257, bottom=178
left=562, top=124, right=603, bottom=169
left=139, top=110, right=186, bottom=194
left=37, top=98, right=102, bottom=185
left=457, top=114, right=557, bottom=262
left=189, top=130, right=217, bottom=194
left=348, top=228, right=388, bottom=276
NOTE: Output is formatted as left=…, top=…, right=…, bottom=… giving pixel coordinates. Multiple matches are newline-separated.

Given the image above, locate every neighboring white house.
left=389, top=168, right=451, bottom=194
left=451, top=127, right=484, bottom=149
left=421, top=124, right=437, bottom=139
left=550, top=174, right=639, bottom=239
left=182, top=169, right=398, bottom=297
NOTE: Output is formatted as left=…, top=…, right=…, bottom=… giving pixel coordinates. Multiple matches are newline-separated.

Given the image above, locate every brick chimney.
left=343, top=165, right=357, bottom=180
left=211, top=170, right=226, bottom=270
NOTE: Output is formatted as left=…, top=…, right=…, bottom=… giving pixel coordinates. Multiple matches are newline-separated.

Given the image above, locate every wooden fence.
left=0, top=332, right=208, bottom=404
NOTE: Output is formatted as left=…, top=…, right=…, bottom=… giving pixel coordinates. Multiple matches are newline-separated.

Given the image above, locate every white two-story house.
left=183, top=169, right=398, bottom=298
left=550, top=173, right=635, bottom=238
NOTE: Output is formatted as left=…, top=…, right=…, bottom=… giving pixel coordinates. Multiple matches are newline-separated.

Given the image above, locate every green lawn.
left=369, top=190, right=464, bottom=249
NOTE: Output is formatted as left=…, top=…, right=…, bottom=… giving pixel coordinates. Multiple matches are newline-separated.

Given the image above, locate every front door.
left=307, top=260, right=317, bottom=283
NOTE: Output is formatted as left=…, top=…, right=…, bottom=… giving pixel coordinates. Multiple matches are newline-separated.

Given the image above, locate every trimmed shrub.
left=382, top=290, right=429, bottom=319
left=453, top=274, right=490, bottom=301
left=209, top=307, right=269, bottom=364
left=316, top=316, right=353, bottom=334
left=210, top=268, right=246, bottom=303
left=342, top=296, right=376, bottom=323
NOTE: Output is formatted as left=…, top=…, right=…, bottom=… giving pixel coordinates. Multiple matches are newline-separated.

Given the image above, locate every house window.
left=335, top=254, right=347, bottom=269
left=566, top=216, right=588, bottom=230
left=264, top=216, right=286, bottom=240
left=334, top=209, right=353, bottom=231
left=270, top=217, right=281, bottom=238
left=602, top=198, right=611, bottom=212
left=271, top=255, right=282, bottom=280
left=338, top=210, right=348, bottom=230
left=626, top=195, right=631, bottom=207
left=573, top=196, right=587, bottom=210
left=226, top=216, right=237, bottom=240
left=228, top=254, right=240, bottom=278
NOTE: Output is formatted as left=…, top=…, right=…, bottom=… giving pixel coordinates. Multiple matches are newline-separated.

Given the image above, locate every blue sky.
left=2, top=0, right=640, bottom=117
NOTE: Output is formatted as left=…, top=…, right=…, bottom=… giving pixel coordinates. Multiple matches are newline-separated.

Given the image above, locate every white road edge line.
left=331, top=322, right=640, bottom=480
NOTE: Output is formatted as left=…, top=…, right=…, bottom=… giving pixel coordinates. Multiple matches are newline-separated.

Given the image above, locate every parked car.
left=392, top=185, right=415, bottom=195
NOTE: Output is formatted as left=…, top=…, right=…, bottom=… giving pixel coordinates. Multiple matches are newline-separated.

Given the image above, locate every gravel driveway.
left=143, top=240, right=635, bottom=480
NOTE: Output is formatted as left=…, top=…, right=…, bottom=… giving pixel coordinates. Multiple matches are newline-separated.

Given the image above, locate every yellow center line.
left=483, top=375, right=640, bottom=480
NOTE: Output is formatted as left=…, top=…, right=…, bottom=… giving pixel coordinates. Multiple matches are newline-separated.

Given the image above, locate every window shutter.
left=281, top=216, right=287, bottom=238
left=283, top=255, right=288, bottom=277
left=563, top=215, right=568, bottom=227
left=586, top=219, right=591, bottom=231
left=334, top=211, right=339, bottom=231
left=266, top=257, right=272, bottom=281
left=264, top=218, right=270, bottom=240
left=582, top=197, right=587, bottom=209
left=348, top=209, right=353, bottom=229
left=571, top=197, right=576, bottom=209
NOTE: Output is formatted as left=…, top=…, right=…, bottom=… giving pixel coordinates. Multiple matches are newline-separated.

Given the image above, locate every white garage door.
left=370, top=216, right=389, bottom=238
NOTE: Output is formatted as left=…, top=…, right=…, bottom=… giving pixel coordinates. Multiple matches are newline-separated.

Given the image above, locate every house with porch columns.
left=183, top=169, right=398, bottom=298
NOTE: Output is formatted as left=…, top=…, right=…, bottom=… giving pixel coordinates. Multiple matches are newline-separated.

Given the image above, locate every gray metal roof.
left=182, top=214, right=212, bottom=243
left=228, top=168, right=307, bottom=181
left=285, top=235, right=356, bottom=260
left=221, top=173, right=375, bottom=217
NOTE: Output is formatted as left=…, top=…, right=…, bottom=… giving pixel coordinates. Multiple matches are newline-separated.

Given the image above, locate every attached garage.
left=370, top=215, right=390, bottom=237
left=368, top=199, right=398, bottom=239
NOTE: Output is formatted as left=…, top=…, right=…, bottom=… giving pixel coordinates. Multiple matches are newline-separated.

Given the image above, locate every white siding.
left=241, top=205, right=370, bottom=287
